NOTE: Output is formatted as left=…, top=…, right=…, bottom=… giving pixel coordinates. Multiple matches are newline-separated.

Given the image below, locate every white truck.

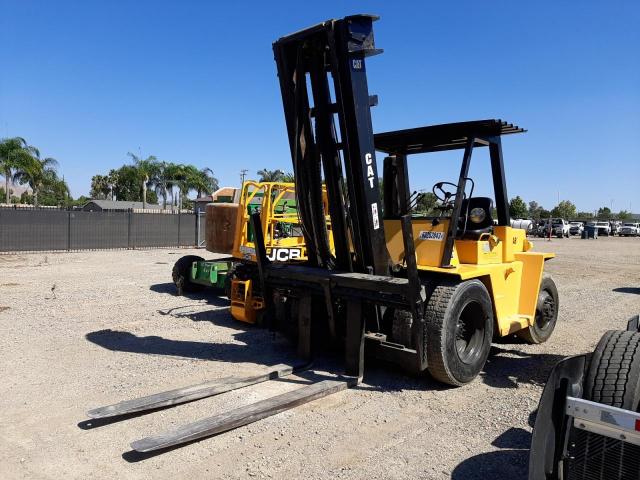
left=619, top=222, right=639, bottom=237
left=541, top=218, right=570, bottom=238
left=588, top=221, right=611, bottom=236
left=569, top=221, right=584, bottom=236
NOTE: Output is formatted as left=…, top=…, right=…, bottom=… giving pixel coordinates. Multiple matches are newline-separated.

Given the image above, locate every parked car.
left=588, top=221, right=611, bottom=236
left=568, top=221, right=584, bottom=236
left=619, top=222, right=640, bottom=237
left=540, top=218, right=570, bottom=238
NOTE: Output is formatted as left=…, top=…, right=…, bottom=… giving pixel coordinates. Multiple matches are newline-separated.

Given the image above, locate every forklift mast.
left=273, top=15, right=389, bottom=276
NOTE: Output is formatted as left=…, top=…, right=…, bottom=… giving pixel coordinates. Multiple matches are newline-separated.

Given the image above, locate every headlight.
left=469, top=207, right=486, bottom=224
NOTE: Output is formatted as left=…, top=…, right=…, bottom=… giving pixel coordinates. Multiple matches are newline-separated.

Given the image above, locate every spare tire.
left=584, top=330, right=640, bottom=411
left=172, top=255, right=204, bottom=295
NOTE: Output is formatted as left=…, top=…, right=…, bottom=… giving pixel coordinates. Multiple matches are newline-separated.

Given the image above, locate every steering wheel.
left=432, top=181, right=460, bottom=204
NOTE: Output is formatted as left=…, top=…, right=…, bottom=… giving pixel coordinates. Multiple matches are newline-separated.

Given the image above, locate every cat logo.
left=266, top=248, right=302, bottom=262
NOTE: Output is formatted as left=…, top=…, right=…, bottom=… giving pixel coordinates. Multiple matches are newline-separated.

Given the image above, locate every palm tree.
left=164, top=162, right=185, bottom=211
left=0, top=137, right=37, bottom=204
left=90, top=174, right=112, bottom=199
left=128, top=152, right=158, bottom=209
left=13, top=153, right=59, bottom=207
left=189, top=167, right=218, bottom=198
left=281, top=172, right=295, bottom=183
left=150, top=161, right=171, bottom=209
left=257, top=168, right=284, bottom=182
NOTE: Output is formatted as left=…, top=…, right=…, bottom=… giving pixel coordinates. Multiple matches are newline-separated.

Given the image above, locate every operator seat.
left=458, top=197, right=494, bottom=239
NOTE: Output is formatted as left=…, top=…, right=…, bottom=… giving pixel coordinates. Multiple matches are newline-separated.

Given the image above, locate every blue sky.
left=1, top=1, right=638, bottom=213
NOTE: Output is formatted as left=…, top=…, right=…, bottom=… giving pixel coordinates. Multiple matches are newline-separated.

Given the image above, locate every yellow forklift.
left=88, top=14, right=559, bottom=453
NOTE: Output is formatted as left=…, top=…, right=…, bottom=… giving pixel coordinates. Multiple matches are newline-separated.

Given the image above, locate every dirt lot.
left=1, top=236, right=639, bottom=480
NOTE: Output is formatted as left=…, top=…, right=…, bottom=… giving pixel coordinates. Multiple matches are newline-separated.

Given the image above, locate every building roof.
left=84, top=200, right=162, bottom=210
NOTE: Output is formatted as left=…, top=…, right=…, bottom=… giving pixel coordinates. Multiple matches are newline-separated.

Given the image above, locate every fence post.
left=127, top=209, right=133, bottom=249
left=67, top=210, right=71, bottom=251
left=177, top=210, right=181, bottom=246
left=196, top=210, right=199, bottom=247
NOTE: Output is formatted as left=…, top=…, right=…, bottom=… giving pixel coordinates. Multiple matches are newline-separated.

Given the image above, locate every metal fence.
left=0, top=206, right=204, bottom=253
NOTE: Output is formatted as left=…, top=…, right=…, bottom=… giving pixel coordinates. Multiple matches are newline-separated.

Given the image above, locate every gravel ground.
left=1, top=236, right=639, bottom=480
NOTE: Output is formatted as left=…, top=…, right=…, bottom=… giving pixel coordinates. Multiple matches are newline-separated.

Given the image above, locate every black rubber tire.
left=584, top=330, right=640, bottom=411
left=171, top=255, right=204, bottom=295
left=516, top=274, right=559, bottom=344
left=425, top=279, right=494, bottom=386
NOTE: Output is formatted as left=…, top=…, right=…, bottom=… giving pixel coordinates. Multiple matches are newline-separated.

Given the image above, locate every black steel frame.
left=273, top=14, right=389, bottom=276
left=375, top=120, right=525, bottom=267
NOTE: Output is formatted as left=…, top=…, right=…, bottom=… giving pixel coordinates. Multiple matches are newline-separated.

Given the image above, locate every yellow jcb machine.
left=173, top=181, right=331, bottom=324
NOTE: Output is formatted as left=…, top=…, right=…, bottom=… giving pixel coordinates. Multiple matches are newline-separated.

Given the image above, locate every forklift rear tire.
left=516, top=274, right=559, bottom=344
left=584, top=330, right=640, bottom=411
left=172, top=255, right=204, bottom=295
left=425, top=279, right=494, bottom=386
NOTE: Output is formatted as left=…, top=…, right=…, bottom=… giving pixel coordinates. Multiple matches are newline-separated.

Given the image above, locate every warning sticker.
left=371, top=203, right=380, bottom=230
left=418, top=231, right=444, bottom=241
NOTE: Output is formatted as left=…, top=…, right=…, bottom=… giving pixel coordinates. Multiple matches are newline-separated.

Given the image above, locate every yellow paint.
left=385, top=220, right=555, bottom=337
left=231, top=181, right=333, bottom=262
left=230, top=278, right=263, bottom=324
left=229, top=181, right=332, bottom=323
left=385, top=218, right=456, bottom=267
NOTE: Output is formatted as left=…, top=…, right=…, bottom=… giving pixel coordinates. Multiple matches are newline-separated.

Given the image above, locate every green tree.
left=19, top=191, right=33, bottom=204
left=68, top=195, right=91, bottom=208
left=528, top=200, right=543, bottom=219
left=281, top=172, right=295, bottom=183
left=0, top=137, right=37, bottom=204
left=146, top=190, right=158, bottom=204
left=90, top=174, right=112, bottom=199
left=0, top=186, right=13, bottom=202
left=128, top=152, right=158, bottom=209
left=577, top=211, right=593, bottom=219
left=509, top=196, right=528, bottom=219
left=12, top=152, right=59, bottom=207
left=151, top=161, right=172, bottom=209
left=597, top=206, right=612, bottom=219
left=618, top=210, right=631, bottom=220
left=110, top=165, right=143, bottom=201
left=164, top=162, right=184, bottom=210
left=38, top=173, right=70, bottom=206
left=257, top=168, right=284, bottom=182
left=191, top=167, right=219, bottom=198
left=416, top=191, right=438, bottom=214
left=551, top=200, right=577, bottom=219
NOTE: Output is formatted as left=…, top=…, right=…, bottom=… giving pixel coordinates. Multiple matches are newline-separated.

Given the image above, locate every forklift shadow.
left=451, top=426, right=530, bottom=479
left=157, top=304, right=232, bottom=323
left=85, top=328, right=298, bottom=366
left=480, top=346, right=566, bottom=389
left=149, top=282, right=230, bottom=306
left=613, top=287, right=640, bottom=295
left=451, top=448, right=528, bottom=479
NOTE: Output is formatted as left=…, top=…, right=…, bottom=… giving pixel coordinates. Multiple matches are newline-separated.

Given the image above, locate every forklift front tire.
left=425, top=279, right=494, bottom=386
left=516, top=274, right=559, bottom=344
